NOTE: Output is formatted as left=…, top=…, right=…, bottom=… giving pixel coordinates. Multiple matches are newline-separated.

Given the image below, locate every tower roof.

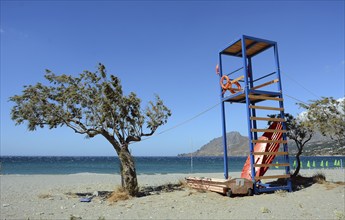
left=220, top=35, right=276, bottom=58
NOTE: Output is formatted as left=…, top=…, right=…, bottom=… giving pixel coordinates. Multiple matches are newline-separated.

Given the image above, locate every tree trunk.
left=119, top=162, right=124, bottom=188
left=292, top=149, right=302, bottom=177
left=118, top=147, right=138, bottom=196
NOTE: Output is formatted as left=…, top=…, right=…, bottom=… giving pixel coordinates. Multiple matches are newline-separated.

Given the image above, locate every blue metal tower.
left=218, top=35, right=292, bottom=194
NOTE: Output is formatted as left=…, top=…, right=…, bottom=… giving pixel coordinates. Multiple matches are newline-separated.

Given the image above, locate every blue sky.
left=1, top=1, right=344, bottom=156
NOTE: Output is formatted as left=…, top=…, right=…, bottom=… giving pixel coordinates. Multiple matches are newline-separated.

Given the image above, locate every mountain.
left=288, top=132, right=345, bottom=156
left=178, top=131, right=248, bottom=157
left=178, top=131, right=345, bottom=157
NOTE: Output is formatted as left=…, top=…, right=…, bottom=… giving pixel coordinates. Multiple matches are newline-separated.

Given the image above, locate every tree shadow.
left=267, top=173, right=327, bottom=192
left=65, top=182, right=184, bottom=201
left=137, top=183, right=184, bottom=197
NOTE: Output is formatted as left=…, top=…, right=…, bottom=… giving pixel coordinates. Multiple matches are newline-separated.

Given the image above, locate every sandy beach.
left=1, top=169, right=344, bottom=219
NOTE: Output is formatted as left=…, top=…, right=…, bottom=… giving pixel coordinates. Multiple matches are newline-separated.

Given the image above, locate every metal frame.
left=219, top=53, right=229, bottom=179
left=218, top=35, right=292, bottom=194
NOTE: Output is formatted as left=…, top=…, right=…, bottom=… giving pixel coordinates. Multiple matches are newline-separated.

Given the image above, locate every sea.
left=0, top=156, right=344, bottom=175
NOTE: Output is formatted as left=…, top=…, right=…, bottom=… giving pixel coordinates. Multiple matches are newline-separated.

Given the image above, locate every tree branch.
left=101, top=129, right=121, bottom=152
left=301, top=133, right=313, bottom=146
left=125, top=135, right=141, bottom=143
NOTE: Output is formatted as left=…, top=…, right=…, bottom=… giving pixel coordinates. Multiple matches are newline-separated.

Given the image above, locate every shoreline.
left=1, top=155, right=344, bottom=176
left=1, top=167, right=344, bottom=175
left=1, top=169, right=344, bottom=219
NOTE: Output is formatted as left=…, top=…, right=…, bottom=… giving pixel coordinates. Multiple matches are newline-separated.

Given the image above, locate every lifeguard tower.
left=186, top=35, right=292, bottom=196
left=218, top=35, right=292, bottom=194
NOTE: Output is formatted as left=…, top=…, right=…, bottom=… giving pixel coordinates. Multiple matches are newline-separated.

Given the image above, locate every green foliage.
left=267, top=113, right=313, bottom=148
left=298, top=97, right=345, bottom=142
left=10, top=63, right=171, bottom=149
left=267, top=113, right=313, bottom=177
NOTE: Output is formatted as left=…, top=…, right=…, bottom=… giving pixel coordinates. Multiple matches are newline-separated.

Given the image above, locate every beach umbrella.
left=275, top=161, right=279, bottom=169
left=334, top=159, right=338, bottom=166
left=320, top=160, right=324, bottom=168
left=300, top=161, right=303, bottom=168
left=307, top=161, right=311, bottom=169
left=293, top=160, right=296, bottom=169
left=312, top=161, right=316, bottom=168
left=325, top=161, right=329, bottom=168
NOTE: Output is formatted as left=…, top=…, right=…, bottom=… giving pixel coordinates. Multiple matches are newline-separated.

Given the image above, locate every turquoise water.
left=0, top=156, right=343, bottom=175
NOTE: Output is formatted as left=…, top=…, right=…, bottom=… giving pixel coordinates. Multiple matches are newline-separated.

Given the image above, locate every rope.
left=281, top=71, right=321, bottom=99
left=130, top=101, right=221, bottom=144
left=130, top=71, right=317, bottom=144
left=284, top=93, right=310, bottom=106
left=132, top=94, right=311, bottom=144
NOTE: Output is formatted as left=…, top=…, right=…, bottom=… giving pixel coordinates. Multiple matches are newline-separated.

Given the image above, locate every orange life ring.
left=220, top=75, right=231, bottom=90
left=229, top=81, right=242, bottom=94
left=220, top=75, right=242, bottom=94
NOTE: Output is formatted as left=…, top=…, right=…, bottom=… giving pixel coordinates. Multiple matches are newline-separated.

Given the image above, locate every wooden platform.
left=221, top=38, right=273, bottom=58
left=223, top=90, right=281, bottom=104
left=186, top=177, right=253, bottom=196
left=186, top=177, right=229, bottom=194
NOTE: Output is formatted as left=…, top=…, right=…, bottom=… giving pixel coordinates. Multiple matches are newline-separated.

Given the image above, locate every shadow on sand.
left=268, top=172, right=337, bottom=192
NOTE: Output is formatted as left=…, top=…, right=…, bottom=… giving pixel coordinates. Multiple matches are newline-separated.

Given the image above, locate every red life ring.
left=220, top=75, right=231, bottom=90
left=220, top=75, right=242, bottom=94
left=229, top=81, right=242, bottom=94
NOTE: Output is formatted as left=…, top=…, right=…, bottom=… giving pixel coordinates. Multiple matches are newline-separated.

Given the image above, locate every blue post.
left=219, top=53, right=229, bottom=179
left=248, top=58, right=254, bottom=88
left=248, top=58, right=258, bottom=141
left=274, top=42, right=292, bottom=192
left=241, top=36, right=256, bottom=192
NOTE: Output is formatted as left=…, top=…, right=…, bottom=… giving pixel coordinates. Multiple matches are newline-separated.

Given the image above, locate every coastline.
left=1, top=169, right=344, bottom=219
left=1, top=155, right=343, bottom=175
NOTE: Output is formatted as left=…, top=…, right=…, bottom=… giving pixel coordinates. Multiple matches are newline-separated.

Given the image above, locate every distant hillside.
left=178, top=131, right=345, bottom=157
left=288, top=132, right=345, bottom=156
left=178, top=131, right=248, bottom=157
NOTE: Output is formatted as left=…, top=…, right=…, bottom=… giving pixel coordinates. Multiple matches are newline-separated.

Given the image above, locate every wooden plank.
left=186, top=177, right=229, bottom=194
left=253, top=151, right=288, bottom=156
left=230, top=88, right=243, bottom=91
left=186, top=177, right=229, bottom=184
left=251, top=128, right=287, bottom=133
left=252, top=139, right=288, bottom=144
left=224, top=40, right=242, bottom=54
left=254, top=163, right=290, bottom=168
left=249, top=105, right=284, bottom=111
left=187, top=183, right=226, bottom=194
left=250, top=117, right=286, bottom=122
left=232, top=94, right=245, bottom=100
left=248, top=95, right=283, bottom=101
left=207, top=186, right=227, bottom=194
left=247, top=42, right=271, bottom=57
left=230, top=75, right=244, bottom=84
left=252, top=79, right=279, bottom=90
left=255, top=174, right=290, bottom=181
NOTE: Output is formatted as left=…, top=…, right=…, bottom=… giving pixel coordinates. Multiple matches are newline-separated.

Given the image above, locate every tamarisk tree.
left=10, top=64, right=171, bottom=196
left=268, top=113, right=313, bottom=177
left=298, top=97, right=345, bottom=143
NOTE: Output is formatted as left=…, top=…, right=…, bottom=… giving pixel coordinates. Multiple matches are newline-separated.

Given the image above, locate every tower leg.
left=219, top=54, right=228, bottom=180
left=241, top=36, right=257, bottom=194
left=221, top=101, right=228, bottom=179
